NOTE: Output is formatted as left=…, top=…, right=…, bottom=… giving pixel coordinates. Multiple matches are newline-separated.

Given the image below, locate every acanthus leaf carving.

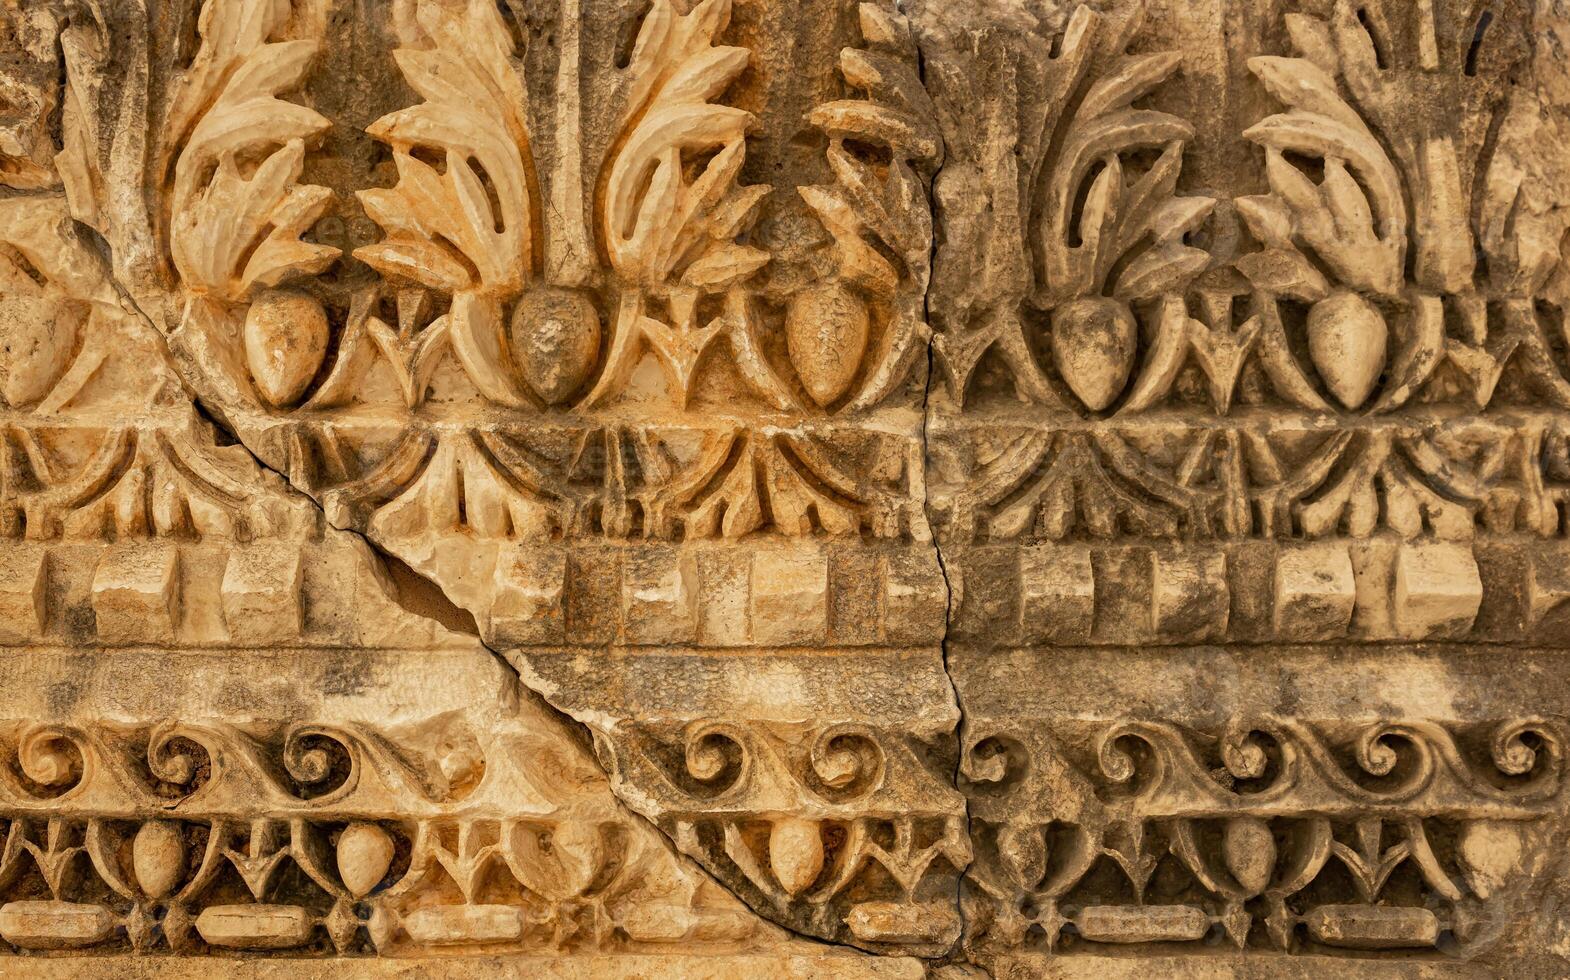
left=162, top=0, right=340, bottom=412
left=0, top=195, right=117, bottom=413
left=20, top=1, right=1570, bottom=974
left=928, top=3, right=1212, bottom=410
left=356, top=0, right=538, bottom=409
left=798, top=2, right=941, bottom=412
left=585, top=0, right=782, bottom=410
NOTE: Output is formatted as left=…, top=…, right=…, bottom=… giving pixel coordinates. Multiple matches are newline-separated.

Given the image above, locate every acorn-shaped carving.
left=996, top=823, right=1048, bottom=889
left=768, top=816, right=825, bottom=896
left=132, top=820, right=186, bottom=899
left=0, top=295, right=85, bottom=407
left=1222, top=816, right=1275, bottom=896
left=336, top=822, right=395, bottom=898
left=509, top=287, right=601, bottom=405
left=1456, top=820, right=1527, bottom=900
left=786, top=282, right=869, bottom=408
left=1307, top=289, right=1387, bottom=409
left=1050, top=297, right=1137, bottom=411
left=244, top=288, right=328, bottom=408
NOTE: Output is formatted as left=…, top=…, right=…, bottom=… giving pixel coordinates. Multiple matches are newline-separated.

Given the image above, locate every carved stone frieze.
left=38, top=0, right=960, bottom=955
left=130, top=0, right=935, bottom=549
left=521, top=646, right=967, bottom=954
left=0, top=661, right=769, bottom=958
left=953, top=644, right=1570, bottom=973
left=6, top=0, right=1570, bottom=975
left=920, top=0, right=1570, bottom=657
left=0, top=66, right=896, bottom=965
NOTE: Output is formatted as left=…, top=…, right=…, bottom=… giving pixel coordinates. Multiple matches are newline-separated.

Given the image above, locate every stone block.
left=1392, top=543, right=1482, bottom=639
left=221, top=546, right=303, bottom=643
left=751, top=547, right=829, bottom=646
left=0, top=549, right=46, bottom=644
left=1019, top=545, right=1094, bottom=644
left=1273, top=544, right=1355, bottom=640
left=489, top=545, right=566, bottom=646
left=91, top=547, right=180, bottom=644
left=697, top=548, right=751, bottom=646
left=883, top=549, right=946, bottom=644
left=621, top=547, right=698, bottom=645
left=1150, top=551, right=1228, bottom=641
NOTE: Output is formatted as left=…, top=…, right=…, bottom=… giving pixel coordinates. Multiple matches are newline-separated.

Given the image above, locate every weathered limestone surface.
left=5, top=0, right=1570, bottom=975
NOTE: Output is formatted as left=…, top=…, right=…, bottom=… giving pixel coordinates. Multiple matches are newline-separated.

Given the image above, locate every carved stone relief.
left=4, top=0, right=1570, bottom=975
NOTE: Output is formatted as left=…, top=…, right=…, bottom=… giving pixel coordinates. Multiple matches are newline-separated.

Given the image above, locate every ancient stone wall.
left=2, top=0, right=1569, bottom=975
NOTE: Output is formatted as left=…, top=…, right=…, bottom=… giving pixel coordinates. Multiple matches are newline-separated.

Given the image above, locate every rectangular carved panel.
left=2, top=0, right=1569, bottom=975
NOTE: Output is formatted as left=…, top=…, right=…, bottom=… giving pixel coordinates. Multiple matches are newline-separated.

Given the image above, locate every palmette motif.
left=924, top=0, right=1570, bottom=656
left=164, top=0, right=340, bottom=409
left=961, top=715, right=1564, bottom=958
left=144, top=0, right=934, bottom=549
left=926, top=0, right=1570, bottom=552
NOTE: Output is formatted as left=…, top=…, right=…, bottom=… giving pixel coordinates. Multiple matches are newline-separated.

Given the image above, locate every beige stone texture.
left=4, top=0, right=1570, bottom=974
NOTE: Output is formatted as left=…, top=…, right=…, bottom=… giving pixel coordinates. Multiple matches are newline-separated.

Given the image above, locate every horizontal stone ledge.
left=948, top=644, right=1570, bottom=723
left=0, top=953, right=925, bottom=979
left=239, top=407, right=930, bottom=438
left=979, top=952, right=1496, bottom=980
left=926, top=404, right=1570, bottom=432
left=945, top=536, right=1570, bottom=646
left=0, top=646, right=518, bottom=723
left=512, top=647, right=958, bottom=730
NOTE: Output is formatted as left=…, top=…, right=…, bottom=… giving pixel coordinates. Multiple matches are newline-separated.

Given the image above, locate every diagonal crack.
left=99, top=253, right=530, bottom=686
left=93, top=232, right=890, bottom=961
left=78, top=0, right=974, bottom=946
left=54, top=0, right=973, bottom=966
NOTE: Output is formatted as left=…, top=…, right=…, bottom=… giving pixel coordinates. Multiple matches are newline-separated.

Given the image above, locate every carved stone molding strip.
left=945, top=536, right=1570, bottom=646
left=518, top=647, right=967, bottom=953
left=952, top=644, right=1570, bottom=968
left=0, top=633, right=803, bottom=961
left=12, top=955, right=928, bottom=979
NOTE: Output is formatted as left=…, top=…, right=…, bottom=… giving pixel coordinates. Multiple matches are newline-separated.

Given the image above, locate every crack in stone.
left=926, top=333, right=971, bottom=967
left=87, top=230, right=890, bottom=961
left=906, top=1, right=974, bottom=955
left=74, top=0, right=974, bottom=938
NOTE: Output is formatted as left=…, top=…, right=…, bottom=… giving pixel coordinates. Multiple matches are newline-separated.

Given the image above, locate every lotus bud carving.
left=132, top=821, right=187, bottom=899
left=1306, top=289, right=1386, bottom=409
left=1222, top=816, right=1275, bottom=896
left=336, top=822, right=395, bottom=898
left=0, top=294, right=84, bottom=408
left=996, top=823, right=1048, bottom=890
left=787, top=282, right=870, bottom=408
left=244, top=288, right=328, bottom=408
left=768, top=816, right=825, bottom=896
left=1456, top=820, right=1528, bottom=901
left=510, top=288, right=601, bottom=405
left=1050, top=297, right=1137, bottom=411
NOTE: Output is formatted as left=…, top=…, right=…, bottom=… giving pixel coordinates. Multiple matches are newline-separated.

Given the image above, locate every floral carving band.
left=3, top=0, right=1570, bottom=976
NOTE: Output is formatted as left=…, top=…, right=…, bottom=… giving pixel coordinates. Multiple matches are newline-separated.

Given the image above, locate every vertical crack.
left=902, top=0, right=972, bottom=962
left=928, top=335, right=971, bottom=966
